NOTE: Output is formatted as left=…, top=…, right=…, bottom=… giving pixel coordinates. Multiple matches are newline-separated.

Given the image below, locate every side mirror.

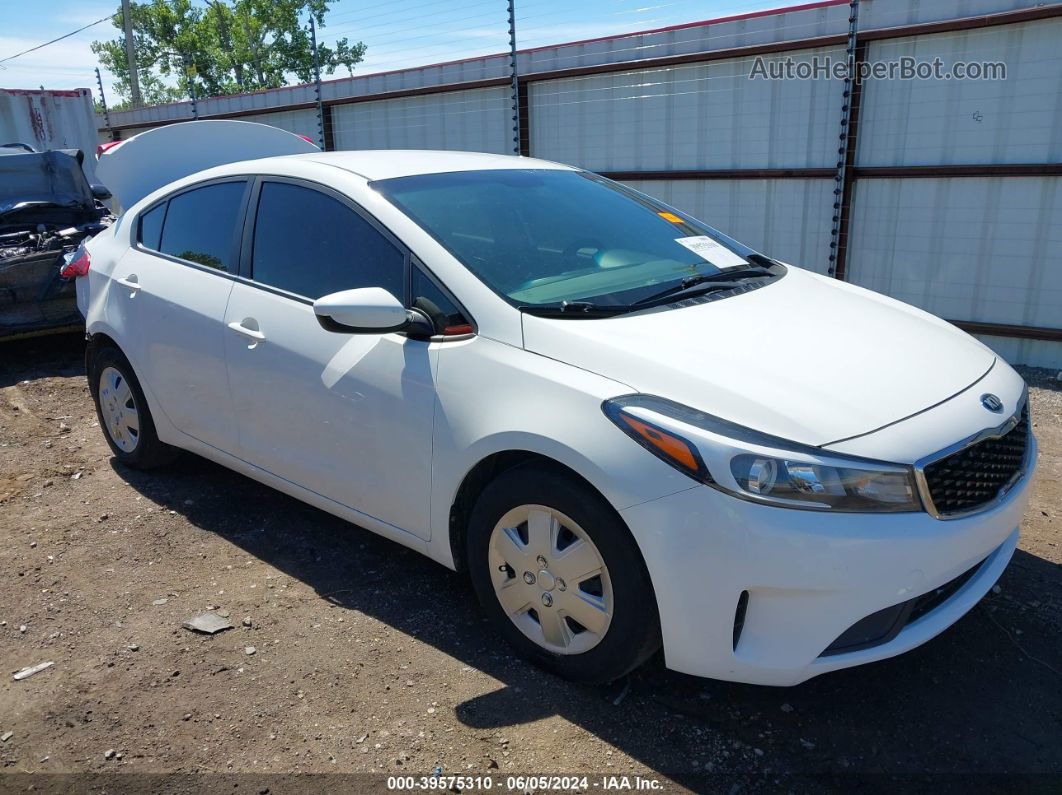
left=90, top=183, right=112, bottom=200
left=313, top=287, right=433, bottom=336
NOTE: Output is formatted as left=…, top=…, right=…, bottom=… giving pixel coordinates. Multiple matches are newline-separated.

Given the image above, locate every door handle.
left=116, top=274, right=140, bottom=293
left=228, top=320, right=266, bottom=344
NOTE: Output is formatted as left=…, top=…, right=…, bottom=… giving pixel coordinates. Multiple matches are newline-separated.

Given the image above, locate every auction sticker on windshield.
left=674, top=236, right=748, bottom=269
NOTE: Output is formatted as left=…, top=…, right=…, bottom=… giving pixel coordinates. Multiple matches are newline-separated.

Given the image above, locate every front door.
left=223, top=179, right=439, bottom=539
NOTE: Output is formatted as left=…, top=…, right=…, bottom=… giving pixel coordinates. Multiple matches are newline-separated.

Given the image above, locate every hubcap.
left=98, top=366, right=140, bottom=453
left=488, top=505, right=613, bottom=655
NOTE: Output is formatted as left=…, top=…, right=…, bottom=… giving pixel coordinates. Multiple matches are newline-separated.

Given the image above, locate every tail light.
left=60, top=246, right=91, bottom=279
left=96, top=140, right=123, bottom=158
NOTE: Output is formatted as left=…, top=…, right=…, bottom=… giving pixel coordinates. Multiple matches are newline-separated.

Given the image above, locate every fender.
left=423, top=338, right=701, bottom=570
left=86, top=319, right=181, bottom=446
left=424, top=431, right=646, bottom=569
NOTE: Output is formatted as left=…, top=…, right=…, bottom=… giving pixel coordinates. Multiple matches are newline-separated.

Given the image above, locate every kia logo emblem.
left=980, top=393, right=1004, bottom=413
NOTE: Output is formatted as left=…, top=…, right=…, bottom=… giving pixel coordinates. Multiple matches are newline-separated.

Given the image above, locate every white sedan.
left=68, top=121, right=1035, bottom=686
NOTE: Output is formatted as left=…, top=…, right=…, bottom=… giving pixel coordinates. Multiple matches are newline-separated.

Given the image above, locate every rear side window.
left=138, top=203, right=165, bottom=250
left=251, top=181, right=404, bottom=300
left=159, top=181, right=246, bottom=271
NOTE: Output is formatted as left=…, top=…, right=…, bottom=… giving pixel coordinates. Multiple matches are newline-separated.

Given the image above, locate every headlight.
left=603, top=395, right=922, bottom=513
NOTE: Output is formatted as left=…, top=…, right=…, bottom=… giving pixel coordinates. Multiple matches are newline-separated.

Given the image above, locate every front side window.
left=373, top=169, right=761, bottom=308
left=251, top=181, right=405, bottom=300
left=159, top=181, right=246, bottom=271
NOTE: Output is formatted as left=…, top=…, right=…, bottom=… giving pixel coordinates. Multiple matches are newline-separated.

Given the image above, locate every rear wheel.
left=467, top=464, right=660, bottom=683
left=88, top=345, right=179, bottom=469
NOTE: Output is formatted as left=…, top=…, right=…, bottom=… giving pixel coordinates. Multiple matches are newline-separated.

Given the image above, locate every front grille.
left=922, top=403, right=1029, bottom=516
left=821, top=558, right=987, bottom=657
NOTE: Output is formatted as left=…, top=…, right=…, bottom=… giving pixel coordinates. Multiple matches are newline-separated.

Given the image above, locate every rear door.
left=222, top=178, right=449, bottom=538
left=115, top=178, right=248, bottom=452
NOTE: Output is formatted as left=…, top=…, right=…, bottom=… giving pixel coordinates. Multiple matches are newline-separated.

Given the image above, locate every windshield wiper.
left=746, top=252, right=780, bottom=269
left=630, top=276, right=751, bottom=307
left=630, top=255, right=781, bottom=307
left=520, top=255, right=784, bottom=317
left=520, top=300, right=634, bottom=317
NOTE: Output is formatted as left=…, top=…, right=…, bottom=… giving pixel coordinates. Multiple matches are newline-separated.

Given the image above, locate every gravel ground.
left=1, top=333, right=1060, bottom=792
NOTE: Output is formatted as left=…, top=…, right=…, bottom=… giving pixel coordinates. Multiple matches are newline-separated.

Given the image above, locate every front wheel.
left=466, top=464, right=661, bottom=683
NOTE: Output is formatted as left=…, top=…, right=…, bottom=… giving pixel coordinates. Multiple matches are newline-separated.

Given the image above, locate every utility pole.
left=309, top=16, right=326, bottom=150
left=121, top=0, right=142, bottom=108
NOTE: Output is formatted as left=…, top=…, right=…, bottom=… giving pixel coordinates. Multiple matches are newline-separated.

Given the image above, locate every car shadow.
left=110, top=453, right=1062, bottom=787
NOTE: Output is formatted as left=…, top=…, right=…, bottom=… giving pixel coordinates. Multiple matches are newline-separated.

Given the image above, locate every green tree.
left=91, top=0, right=366, bottom=107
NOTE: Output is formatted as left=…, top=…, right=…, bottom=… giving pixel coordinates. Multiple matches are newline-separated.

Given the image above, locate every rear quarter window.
left=138, top=203, right=165, bottom=250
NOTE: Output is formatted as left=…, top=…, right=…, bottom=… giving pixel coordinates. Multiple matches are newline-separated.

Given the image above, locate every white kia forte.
left=70, top=121, right=1036, bottom=686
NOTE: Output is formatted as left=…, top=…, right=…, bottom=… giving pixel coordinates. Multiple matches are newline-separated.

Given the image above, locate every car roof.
left=103, top=120, right=583, bottom=212
left=285, top=149, right=575, bottom=181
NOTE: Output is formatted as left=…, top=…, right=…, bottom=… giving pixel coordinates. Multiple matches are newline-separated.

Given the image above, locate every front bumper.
left=620, top=436, right=1035, bottom=686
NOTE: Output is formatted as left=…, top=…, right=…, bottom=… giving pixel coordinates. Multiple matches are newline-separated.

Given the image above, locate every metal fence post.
left=507, top=0, right=521, bottom=155
left=828, top=0, right=862, bottom=280
left=95, top=67, right=116, bottom=141
left=183, top=55, right=200, bottom=120
left=309, top=16, right=326, bottom=150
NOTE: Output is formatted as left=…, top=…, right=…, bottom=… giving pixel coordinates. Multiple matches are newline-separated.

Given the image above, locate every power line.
left=0, top=16, right=110, bottom=65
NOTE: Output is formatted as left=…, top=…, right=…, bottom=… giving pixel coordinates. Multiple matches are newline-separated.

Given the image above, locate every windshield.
left=372, top=169, right=762, bottom=307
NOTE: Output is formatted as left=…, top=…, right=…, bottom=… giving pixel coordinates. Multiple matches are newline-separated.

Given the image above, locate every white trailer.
left=0, top=88, right=101, bottom=182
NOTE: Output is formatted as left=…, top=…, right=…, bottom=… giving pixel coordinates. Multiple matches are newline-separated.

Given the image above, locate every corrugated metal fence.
left=96, top=0, right=1062, bottom=368
left=2, top=88, right=101, bottom=182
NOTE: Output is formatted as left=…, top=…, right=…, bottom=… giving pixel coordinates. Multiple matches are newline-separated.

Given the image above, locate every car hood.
left=0, top=149, right=95, bottom=217
left=520, top=267, right=995, bottom=447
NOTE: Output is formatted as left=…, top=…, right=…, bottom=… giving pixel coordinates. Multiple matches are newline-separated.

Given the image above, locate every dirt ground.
left=1, top=333, right=1060, bottom=792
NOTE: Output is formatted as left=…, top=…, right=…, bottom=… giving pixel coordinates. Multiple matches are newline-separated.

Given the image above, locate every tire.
left=88, top=344, right=180, bottom=469
left=466, top=463, right=661, bottom=683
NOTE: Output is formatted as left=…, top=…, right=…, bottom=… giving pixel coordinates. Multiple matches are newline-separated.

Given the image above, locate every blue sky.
left=1, top=0, right=795, bottom=102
